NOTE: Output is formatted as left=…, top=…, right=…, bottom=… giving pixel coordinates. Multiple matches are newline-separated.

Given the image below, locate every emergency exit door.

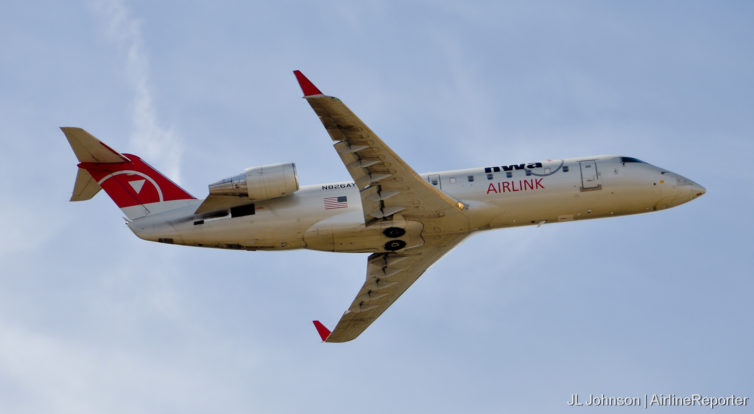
left=427, top=174, right=441, bottom=189
left=579, top=160, right=601, bottom=190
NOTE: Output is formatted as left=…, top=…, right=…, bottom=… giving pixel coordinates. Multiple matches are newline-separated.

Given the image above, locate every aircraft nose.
left=692, top=182, right=706, bottom=197
left=682, top=177, right=705, bottom=197
left=674, top=176, right=706, bottom=203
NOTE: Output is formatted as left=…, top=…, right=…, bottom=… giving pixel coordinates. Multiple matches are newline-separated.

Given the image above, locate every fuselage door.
left=427, top=174, right=442, bottom=189
left=579, top=160, right=601, bottom=190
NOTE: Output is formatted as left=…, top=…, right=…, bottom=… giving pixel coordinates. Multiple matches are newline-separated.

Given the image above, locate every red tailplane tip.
left=293, top=70, right=323, bottom=96
left=313, top=320, right=331, bottom=342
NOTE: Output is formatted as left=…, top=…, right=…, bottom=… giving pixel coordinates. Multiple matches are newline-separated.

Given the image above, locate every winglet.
left=312, top=320, right=331, bottom=342
left=293, top=70, right=323, bottom=96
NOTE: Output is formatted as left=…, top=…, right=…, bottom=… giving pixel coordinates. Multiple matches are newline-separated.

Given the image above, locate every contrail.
left=89, top=0, right=182, bottom=181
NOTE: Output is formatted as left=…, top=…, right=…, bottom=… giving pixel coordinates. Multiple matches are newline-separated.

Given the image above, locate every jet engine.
left=208, top=162, right=299, bottom=201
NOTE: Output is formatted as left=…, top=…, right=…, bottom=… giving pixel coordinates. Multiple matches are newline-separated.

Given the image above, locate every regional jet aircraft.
left=63, top=70, right=705, bottom=342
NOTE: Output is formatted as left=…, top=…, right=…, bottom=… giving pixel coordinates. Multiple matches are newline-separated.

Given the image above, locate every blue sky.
left=1, top=1, right=752, bottom=412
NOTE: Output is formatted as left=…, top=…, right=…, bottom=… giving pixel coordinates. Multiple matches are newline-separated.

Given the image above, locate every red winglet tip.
left=313, top=320, right=331, bottom=342
left=293, top=70, right=323, bottom=96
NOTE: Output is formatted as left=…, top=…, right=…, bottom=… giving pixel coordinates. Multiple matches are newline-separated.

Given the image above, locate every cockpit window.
left=620, top=157, right=645, bottom=163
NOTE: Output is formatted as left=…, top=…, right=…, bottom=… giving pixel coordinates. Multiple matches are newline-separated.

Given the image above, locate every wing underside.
left=294, top=71, right=467, bottom=231
left=294, top=71, right=470, bottom=342
left=322, top=233, right=467, bottom=342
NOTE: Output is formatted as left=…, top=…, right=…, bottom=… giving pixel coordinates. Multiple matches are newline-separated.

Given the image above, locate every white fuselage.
left=128, top=155, right=704, bottom=252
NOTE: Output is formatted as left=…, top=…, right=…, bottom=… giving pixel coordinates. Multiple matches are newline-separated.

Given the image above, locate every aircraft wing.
left=315, top=232, right=467, bottom=342
left=293, top=70, right=467, bottom=228
left=294, top=71, right=472, bottom=342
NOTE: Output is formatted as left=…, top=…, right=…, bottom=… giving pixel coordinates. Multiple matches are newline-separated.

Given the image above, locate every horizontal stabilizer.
left=70, top=168, right=101, bottom=201
left=61, top=127, right=129, bottom=163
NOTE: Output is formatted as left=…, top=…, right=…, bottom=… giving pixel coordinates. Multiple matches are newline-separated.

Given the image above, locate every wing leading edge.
left=294, top=70, right=470, bottom=342
left=293, top=70, right=467, bottom=229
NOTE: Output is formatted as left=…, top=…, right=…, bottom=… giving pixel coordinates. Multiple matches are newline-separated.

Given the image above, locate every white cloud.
left=1, top=2, right=750, bottom=412
left=0, top=317, right=254, bottom=414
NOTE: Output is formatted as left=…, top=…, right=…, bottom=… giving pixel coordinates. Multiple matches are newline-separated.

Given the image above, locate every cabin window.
left=563, top=165, right=569, bottom=172
left=231, top=204, right=256, bottom=218
left=506, top=171, right=512, bottom=178
left=449, top=177, right=456, bottom=184
left=486, top=173, right=493, bottom=180
left=467, top=175, right=474, bottom=182
left=525, top=170, right=532, bottom=176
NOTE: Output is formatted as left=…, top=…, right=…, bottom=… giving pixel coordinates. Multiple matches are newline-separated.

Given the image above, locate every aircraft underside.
left=63, top=70, right=704, bottom=342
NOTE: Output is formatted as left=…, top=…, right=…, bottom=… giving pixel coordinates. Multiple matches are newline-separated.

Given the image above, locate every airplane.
left=62, top=70, right=705, bottom=343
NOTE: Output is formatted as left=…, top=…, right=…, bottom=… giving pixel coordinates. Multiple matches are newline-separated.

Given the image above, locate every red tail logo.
left=78, top=154, right=194, bottom=208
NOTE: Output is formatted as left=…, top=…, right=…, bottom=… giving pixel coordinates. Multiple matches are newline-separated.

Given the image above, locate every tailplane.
left=62, top=127, right=195, bottom=220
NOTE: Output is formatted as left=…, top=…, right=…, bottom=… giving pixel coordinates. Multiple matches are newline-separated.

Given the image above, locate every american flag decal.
left=324, top=196, right=348, bottom=209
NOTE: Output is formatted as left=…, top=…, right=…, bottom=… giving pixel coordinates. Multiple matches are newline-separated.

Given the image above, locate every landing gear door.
left=579, top=160, right=601, bottom=190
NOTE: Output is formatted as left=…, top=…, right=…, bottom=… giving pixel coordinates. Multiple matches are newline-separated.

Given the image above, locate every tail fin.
left=62, top=127, right=195, bottom=220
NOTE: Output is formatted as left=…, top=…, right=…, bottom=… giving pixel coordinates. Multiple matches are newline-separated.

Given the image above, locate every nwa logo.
left=485, top=162, right=543, bottom=173
left=98, top=171, right=164, bottom=206
left=129, top=179, right=146, bottom=193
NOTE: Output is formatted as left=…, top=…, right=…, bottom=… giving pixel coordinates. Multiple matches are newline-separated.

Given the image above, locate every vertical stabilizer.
left=61, top=127, right=195, bottom=219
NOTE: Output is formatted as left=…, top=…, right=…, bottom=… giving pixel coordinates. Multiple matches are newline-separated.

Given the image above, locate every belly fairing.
left=304, top=211, right=424, bottom=253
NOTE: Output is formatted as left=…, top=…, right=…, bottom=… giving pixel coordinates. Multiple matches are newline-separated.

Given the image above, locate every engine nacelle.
left=208, top=162, right=299, bottom=201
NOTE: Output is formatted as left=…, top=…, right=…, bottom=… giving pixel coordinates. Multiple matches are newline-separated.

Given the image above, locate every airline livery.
left=63, top=71, right=705, bottom=342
